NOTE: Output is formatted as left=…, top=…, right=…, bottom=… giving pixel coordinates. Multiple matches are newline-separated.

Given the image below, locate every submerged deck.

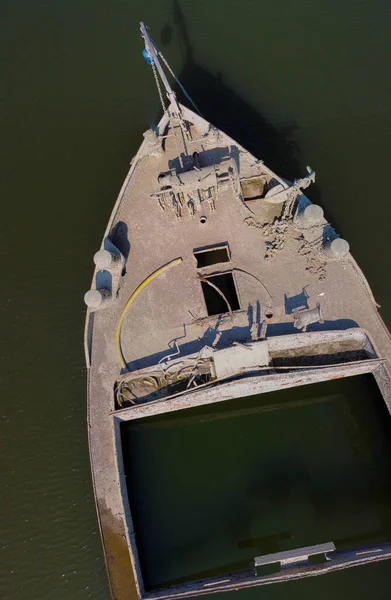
left=85, top=103, right=391, bottom=599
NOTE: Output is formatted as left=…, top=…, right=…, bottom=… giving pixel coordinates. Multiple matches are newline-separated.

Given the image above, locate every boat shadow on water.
left=156, top=0, right=309, bottom=186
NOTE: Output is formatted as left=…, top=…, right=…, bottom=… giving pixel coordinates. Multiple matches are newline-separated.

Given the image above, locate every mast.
left=139, top=22, right=181, bottom=115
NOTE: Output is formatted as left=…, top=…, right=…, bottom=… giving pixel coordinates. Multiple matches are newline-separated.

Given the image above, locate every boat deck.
left=85, top=104, right=391, bottom=600
left=90, top=105, right=391, bottom=382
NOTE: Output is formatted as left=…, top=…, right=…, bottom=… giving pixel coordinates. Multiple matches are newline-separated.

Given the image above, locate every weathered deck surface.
left=85, top=103, right=391, bottom=600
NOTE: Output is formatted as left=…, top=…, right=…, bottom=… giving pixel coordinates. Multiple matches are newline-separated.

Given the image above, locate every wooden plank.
left=254, top=542, right=336, bottom=567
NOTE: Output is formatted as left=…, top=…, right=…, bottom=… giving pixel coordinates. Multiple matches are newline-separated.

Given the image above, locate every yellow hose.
left=115, top=257, right=183, bottom=369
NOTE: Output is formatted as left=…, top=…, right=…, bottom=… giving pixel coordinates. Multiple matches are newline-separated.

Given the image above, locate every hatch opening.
left=201, top=272, right=240, bottom=316
left=241, top=175, right=268, bottom=201
left=194, top=244, right=230, bottom=268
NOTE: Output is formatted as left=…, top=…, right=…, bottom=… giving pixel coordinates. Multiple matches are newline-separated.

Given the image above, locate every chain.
left=151, top=61, right=166, bottom=113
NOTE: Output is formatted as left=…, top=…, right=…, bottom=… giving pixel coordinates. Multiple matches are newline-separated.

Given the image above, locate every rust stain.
left=98, top=500, right=139, bottom=600
left=171, top=401, right=191, bottom=411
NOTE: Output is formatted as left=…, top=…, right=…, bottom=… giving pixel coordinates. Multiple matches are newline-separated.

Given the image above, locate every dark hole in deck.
left=201, top=272, right=240, bottom=315
left=194, top=246, right=230, bottom=268
left=272, top=350, right=368, bottom=368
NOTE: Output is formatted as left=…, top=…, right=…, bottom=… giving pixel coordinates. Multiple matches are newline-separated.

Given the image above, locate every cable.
left=158, top=50, right=203, bottom=117
left=196, top=275, right=233, bottom=317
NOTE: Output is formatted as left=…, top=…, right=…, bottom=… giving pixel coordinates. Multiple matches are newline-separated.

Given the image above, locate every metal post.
left=140, top=22, right=179, bottom=110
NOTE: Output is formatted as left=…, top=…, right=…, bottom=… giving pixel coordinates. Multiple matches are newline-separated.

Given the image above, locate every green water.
left=1, top=1, right=391, bottom=599
left=123, top=376, right=391, bottom=589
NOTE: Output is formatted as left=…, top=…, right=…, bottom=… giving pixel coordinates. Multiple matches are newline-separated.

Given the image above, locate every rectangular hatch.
left=201, top=272, right=240, bottom=316
left=194, top=244, right=230, bottom=268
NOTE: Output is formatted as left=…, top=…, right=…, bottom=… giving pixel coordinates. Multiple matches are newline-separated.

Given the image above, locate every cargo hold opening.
left=201, top=272, right=240, bottom=316
left=194, top=245, right=230, bottom=268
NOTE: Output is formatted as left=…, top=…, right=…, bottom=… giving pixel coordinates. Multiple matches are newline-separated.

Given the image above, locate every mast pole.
left=140, top=22, right=180, bottom=112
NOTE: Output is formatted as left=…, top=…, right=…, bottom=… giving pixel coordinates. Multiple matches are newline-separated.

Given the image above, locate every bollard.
left=323, top=238, right=350, bottom=260
left=93, top=249, right=119, bottom=270
left=84, top=288, right=111, bottom=310
left=293, top=304, right=324, bottom=332
left=294, top=204, right=324, bottom=228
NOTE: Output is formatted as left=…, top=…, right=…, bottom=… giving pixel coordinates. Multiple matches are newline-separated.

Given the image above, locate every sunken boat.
left=84, top=22, right=391, bottom=600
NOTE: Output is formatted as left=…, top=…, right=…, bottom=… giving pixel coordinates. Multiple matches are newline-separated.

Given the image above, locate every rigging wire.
left=158, top=50, right=203, bottom=117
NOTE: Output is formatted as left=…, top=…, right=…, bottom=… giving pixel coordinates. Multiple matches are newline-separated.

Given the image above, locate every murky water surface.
left=123, top=376, right=391, bottom=589
left=1, top=1, right=391, bottom=599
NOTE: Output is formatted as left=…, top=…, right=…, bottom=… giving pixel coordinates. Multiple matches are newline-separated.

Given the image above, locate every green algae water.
left=122, top=375, right=391, bottom=589
left=1, top=1, right=391, bottom=599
